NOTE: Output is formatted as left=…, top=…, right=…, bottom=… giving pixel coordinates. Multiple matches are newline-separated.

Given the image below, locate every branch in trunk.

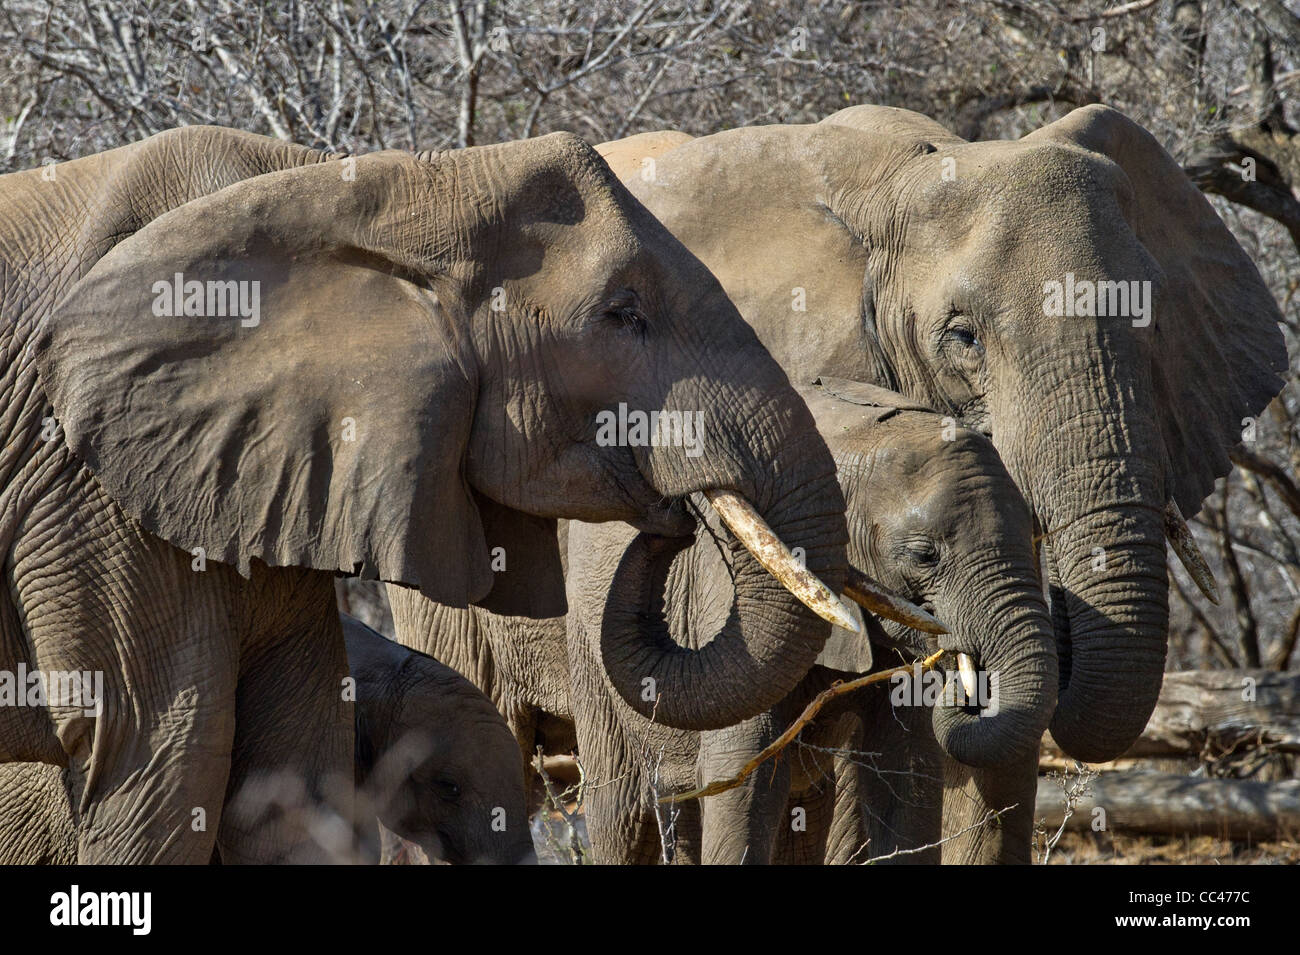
left=661, top=650, right=946, bottom=804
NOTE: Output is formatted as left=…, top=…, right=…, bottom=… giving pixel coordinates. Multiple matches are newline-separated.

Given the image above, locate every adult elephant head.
left=34, top=130, right=859, bottom=732
left=600, top=105, right=1287, bottom=760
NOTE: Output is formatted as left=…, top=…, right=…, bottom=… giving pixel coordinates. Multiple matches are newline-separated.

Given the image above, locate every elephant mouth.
left=621, top=478, right=868, bottom=634
left=849, top=574, right=985, bottom=701
left=626, top=494, right=696, bottom=537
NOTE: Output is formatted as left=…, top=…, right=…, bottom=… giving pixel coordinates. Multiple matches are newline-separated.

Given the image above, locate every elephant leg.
left=566, top=617, right=665, bottom=864
left=697, top=711, right=790, bottom=864
left=843, top=687, right=944, bottom=864
left=774, top=778, right=834, bottom=864
left=218, top=568, right=352, bottom=864
left=939, top=753, right=1038, bottom=864
left=575, top=727, right=664, bottom=865
left=819, top=711, right=877, bottom=865
left=13, top=477, right=240, bottom=863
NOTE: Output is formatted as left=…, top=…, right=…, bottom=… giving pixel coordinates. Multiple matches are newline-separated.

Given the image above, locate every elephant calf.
left=564, top=379, right=1057, bottom=864
left=0, top=615, right=534, bottom=865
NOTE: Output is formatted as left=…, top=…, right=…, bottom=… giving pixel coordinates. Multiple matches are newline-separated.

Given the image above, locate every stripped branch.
left=661, top=650, right=946, bottom=804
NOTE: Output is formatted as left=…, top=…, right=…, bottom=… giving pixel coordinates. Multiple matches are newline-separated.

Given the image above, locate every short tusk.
left=842, top=567, right=948, bottom=634
left=1164, top=499, right=1220, bottom=605
left=704, top=489, right=860, bottom=633
left=957, top=653, right=979, bottom=701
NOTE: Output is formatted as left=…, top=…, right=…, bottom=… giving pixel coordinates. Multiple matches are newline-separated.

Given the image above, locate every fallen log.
left=1036, top=772, right=1300, bottom=840
left=1042, top=669, right=1300, bottom=763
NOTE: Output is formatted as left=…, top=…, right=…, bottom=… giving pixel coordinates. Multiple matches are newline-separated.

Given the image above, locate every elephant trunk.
left=1042, top=508, right=1168, bottom=762
left=598, top=427, right=848, bottom=730
left=1009, top=341, right=1170, bottom=764
left=930, top=577, right=1057, bottom=769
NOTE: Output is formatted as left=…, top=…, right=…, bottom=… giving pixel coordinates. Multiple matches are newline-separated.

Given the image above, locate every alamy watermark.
left=595, top=403, right=706, bottom=458
left=151, top=272, right=260, bottom=327
left=0, top=664, right=103, bottom=716
left=50, top=885, right=150, bottom=935
left=890, top=662, right=1000, bottom=715
left=1043, top=272, right=1151, bottom=327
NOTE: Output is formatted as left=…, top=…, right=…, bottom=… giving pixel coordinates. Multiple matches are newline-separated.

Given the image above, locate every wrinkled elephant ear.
left=623, top=122, right=909, bottom=385
left=472, top=494, right=566, bottom=617
left=813, top=598, right=874, bottom=673
left=804, top=378, right=936, bottom=674
left=36, top=152, right=563, bottom=615
left=813, top=376, right=936, bottom=414
left=1026, top=105, right=1288, bottom=516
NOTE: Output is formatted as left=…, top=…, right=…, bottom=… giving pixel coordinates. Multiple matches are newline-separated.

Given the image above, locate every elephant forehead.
left=898, top=140, right=1130, bottom=235
left=835, top=416, right=1001, bottom=492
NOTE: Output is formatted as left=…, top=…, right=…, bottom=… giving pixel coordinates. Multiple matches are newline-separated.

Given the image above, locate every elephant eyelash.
left=948, top=326, right=979, bottom=348
left=941, top=312, right=981, bottom=347
left=901, top=538, right=941, bottom=567
left=604, top=304, right=648, bottom=340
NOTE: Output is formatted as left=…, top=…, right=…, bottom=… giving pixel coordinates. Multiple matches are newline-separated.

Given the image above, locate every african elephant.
left=0, top=123, right=853, bottom=862
left=564, top=380, right=1055, bottom=864
left=0, top=614, right=534, bottom=865
left=596, top=104, right=1287, bottom=766
left=387, top=575, right=575, bottom=790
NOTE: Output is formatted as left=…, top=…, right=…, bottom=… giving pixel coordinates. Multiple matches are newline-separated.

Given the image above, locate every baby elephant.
left=565, top=379, right=1057, bottom=864
left=0, top=614, right=534, bottom=865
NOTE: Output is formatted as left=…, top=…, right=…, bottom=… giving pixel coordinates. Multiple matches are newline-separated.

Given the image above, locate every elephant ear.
left=804, top=376, right=933, bottom=674
left=36, top=151, right=562, bottom=613
left=814, top=376, right=937, bottom=415
left=1026, top=105, right=1288, bottom=516
left=813, top=597, right=874, bottom=673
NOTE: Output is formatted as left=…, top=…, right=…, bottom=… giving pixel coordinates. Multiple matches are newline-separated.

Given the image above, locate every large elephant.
left=0, top=614, right=534, bottom=865
left=597, top=105, right=1288, bottom=764
left=0, top=124, right=853, bottom=862
left=564, top=380, right=1055, bottom=863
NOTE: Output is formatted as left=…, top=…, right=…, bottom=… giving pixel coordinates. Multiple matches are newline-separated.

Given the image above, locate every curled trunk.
left=931, top=582, right=1057, bottom=769
left=597, top=471, right=846, bottom=731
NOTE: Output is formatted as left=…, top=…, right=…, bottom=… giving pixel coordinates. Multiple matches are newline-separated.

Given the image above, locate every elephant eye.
left=609, top=306, right=647, bottom=337
left=945, top=322, right=981, bottom=351
left=601, top=291, right=647, bottom=340
left=903, top=539, right=941, bottom=567
left=434, top=777, right=462, bottom=803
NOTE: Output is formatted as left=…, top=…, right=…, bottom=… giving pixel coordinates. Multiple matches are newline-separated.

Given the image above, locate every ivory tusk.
left=957, top=653, right=979, bottom=702
left=1164, top=499, right=1220, bottom=605
left=703, top=489, right=860, bottom=633
left=842, top=567, right=949, bottom=634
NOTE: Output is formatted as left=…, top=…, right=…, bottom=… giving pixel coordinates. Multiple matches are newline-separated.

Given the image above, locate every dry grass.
left=1043, top=831, right=1300, bottom=865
